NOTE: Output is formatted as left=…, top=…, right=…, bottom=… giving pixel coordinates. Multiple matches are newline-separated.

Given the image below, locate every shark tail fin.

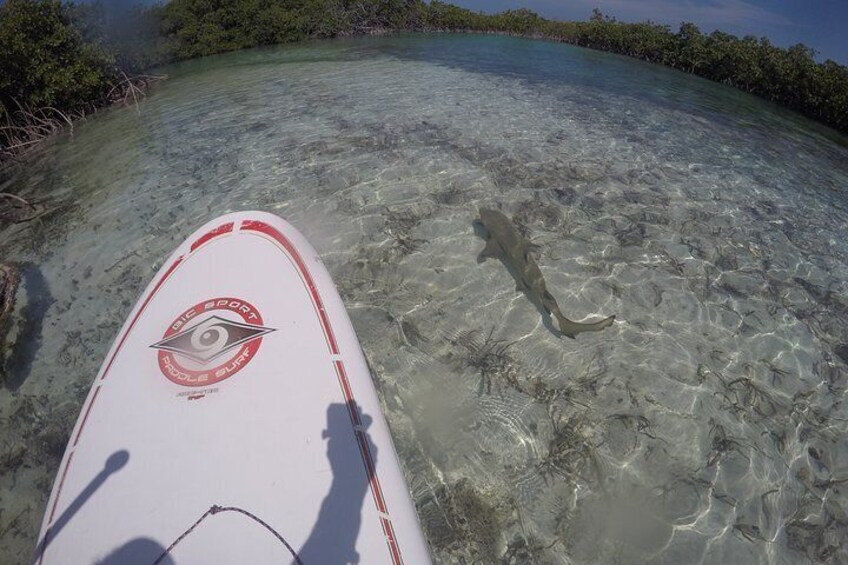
left=555, top=313, right=616, bottom=339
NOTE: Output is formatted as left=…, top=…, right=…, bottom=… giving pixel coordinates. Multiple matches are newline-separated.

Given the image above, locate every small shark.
left=474, top=207, right=615, bottom=339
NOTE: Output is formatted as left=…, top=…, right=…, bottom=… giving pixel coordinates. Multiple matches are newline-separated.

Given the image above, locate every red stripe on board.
left=334, top=361, right=357, bottom=415
left=42, top=253, right=184, bottom=554
left=41, top=221, right=247, bottom=563
left=48, top=451, right=74, bottom=524
left=382, top=517, right=404, bottom=565
left=243, top=219, right=402, bottom=565
left=37, top=531, right=50, bottom=565
left=43, top=248, right=191, bottom=550
left=99, top=255, right=184, bottom=381
left=72, top=385, right=101, bottom=447
left=336, top=362, right=392, bottom=515
left=97, top=222, right=229, bottom=386
left=362, top=432, right=389, bottom=510
left=357, top=431, right=387, bottom=513
left=333, top=361, right=384, bottom=513
left=190, top=222, right=234, bottom=252
left=336, top=361, right=394, bottom=520
left=240, top=220, right=339, bottom=355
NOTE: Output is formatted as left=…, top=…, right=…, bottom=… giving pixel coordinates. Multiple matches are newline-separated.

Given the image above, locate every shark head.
left=477, top=207, right=507, bottom=229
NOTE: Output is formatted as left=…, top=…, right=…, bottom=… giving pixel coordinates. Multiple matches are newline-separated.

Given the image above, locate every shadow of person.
left=296, top=401, right=378, bottom=565
left=5, top=262, right=55, bottom=391
left=96, top=538, right=174, bottom=565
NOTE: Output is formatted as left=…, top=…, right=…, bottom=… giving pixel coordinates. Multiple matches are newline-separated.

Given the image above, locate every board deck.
left=35, top=212, right=432, bottom=564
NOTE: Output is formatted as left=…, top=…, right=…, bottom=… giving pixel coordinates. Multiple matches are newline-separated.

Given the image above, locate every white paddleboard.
left=35, top=212, right=432, bottom=564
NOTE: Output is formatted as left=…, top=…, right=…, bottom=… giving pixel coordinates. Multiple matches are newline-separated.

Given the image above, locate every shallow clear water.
left=2, top=34, right=848, bottom=564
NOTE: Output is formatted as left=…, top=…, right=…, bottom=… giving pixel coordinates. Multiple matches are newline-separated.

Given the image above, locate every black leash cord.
left=154, top=504, right=303, bottom=564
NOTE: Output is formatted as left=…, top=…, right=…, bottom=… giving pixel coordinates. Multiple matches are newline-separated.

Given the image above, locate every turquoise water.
left=2, top=34, right=848, bottom=563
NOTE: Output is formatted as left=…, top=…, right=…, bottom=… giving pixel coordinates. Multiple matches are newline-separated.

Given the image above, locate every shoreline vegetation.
left=1, top=0, right=847, bottom=170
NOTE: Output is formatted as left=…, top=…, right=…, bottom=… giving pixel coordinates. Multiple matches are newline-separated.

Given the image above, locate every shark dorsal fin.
left=522, top=240, right=541, bottom=255
left=479, top=238, right=503, bottom=261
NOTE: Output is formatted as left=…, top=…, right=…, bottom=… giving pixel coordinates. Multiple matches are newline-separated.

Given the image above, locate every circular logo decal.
left=151, top=297, right=275, bottom=387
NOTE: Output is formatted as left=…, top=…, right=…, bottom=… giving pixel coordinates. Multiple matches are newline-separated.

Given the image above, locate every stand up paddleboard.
left=35, top=212, right=432, bottom=564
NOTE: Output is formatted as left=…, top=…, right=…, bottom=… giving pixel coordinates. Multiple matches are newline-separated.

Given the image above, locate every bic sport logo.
left=151, top=297, right=274, bottom=387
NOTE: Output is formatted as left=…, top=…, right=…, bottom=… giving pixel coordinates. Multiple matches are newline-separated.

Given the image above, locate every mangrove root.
left=0, top=263, right=19, bottom=327
left=0, top=72, right=166, bottom=162
left=0, top=192, right=42, bottom=224
left=106, top=73, right=167, bottom=112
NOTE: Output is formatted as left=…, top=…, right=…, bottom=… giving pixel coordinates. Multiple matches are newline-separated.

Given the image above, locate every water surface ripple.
left=1, top=34, right=848, bottom=564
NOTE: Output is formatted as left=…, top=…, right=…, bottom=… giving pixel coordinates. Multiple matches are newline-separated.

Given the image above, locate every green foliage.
left=481, top=9, right=848, bottom=134
left=0, top=0, right=117, bottom=115
left=157, top=0, right=297, bottom=59
left=0, top=0, right=847, bottom=141
left=68, top=1, right=166, bottom=73
left=147, top=0, right=848, bottom=132
left=154, top=0, right=430, bottom=58
left=424, top=1, right=470, bottom=29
